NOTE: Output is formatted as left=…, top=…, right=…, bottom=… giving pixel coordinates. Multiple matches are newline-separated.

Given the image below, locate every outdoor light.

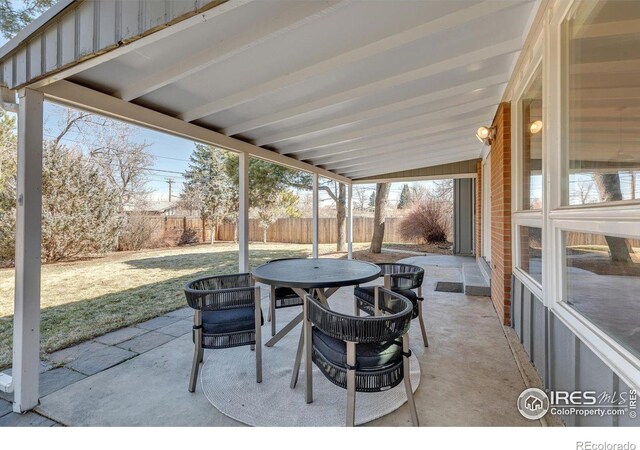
left=476, top=126, right=495, bottom=145
left=529, top=120, right=543, bottom=134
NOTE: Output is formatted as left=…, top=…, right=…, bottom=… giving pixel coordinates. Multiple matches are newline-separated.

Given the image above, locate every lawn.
left=0, top=241, right=386, bottom=369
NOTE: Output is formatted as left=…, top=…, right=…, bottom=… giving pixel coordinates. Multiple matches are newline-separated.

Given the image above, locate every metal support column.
left=239, top=152, right=249, bottom=272
left=312, top=173, right=319, bottom=258
left=12, top=88, right=44, bottom=412
left=347, top=183, right=353, bottom=259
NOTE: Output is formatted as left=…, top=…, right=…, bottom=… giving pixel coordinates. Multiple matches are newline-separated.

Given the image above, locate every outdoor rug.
left=201, top=295, right=421, bottom=426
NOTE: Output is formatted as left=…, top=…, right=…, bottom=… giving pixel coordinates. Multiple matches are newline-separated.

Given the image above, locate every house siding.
left=512, top=273, right=639, bottom=427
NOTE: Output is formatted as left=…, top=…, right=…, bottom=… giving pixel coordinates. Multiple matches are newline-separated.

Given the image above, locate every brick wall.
left=490, top=102, right=512, bottom=326
left=475, top=160, right=482, bottom=258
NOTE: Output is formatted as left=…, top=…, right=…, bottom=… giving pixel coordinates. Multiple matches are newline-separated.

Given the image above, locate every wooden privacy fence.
left=217, top=217, right=416, bottom=243
left=565, top=232, right=640, bottom=250
left=157, top=216, right=417, bottom=244
left=142, top=215, right=640, bottom=248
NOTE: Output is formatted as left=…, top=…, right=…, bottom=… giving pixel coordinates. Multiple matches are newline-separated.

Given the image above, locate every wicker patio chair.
left=353, top=263, right=429, bottom=347
left=303, top=287, right=418, bottom=427
left=266, top=257, right=311, bottom=337
left=183, top=273, right=263, bottom=392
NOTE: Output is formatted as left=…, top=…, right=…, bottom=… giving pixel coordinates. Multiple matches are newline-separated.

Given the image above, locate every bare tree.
left=593, top=172, right=633, bottom=263
left=370, top=183, right=390, bottom=253
left=352, top=186, right=370, bottom=211
left=85, top=118, right=154, bottom=213
left=318, top=180, right=347, bottom=251
left=574, top=179, right=594, bottom=205
left=410, top=184, right=429, bottom=204
left=432, top=179, right=454, bottom=202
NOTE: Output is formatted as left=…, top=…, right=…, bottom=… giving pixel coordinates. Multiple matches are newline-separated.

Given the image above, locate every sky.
left=42, top=103, right=194, bottom=201
left=40, top=102, right=426, bottom=204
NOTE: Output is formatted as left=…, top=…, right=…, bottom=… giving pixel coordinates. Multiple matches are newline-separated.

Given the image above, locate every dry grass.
left=0, top=242, right=382, bottom=369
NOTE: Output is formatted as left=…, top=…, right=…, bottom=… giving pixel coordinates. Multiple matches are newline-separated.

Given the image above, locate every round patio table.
left=252, top=258, right=381, bottom=401
left=252, top=258, right=381, bottom=289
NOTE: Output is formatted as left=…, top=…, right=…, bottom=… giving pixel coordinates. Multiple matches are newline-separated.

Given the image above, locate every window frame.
left=514, top=61, right=544, bottom=214
left=543, top=0, right=640, bottom=389
left=511, top=35, right=544, bottom=296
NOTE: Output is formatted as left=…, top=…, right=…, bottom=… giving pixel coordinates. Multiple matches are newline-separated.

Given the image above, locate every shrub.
left=118, top=215, right=165, bottom=251
left=177, top=228, right=199, bottom=246
left=399, top=199, right=449, bottom=244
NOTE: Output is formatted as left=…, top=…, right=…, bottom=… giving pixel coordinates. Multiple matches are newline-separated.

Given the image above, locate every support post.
left=347, top=183, right=353, bottom=259
left=238, top=152, right=249, bottom=272
left=12, top=88, right=44, bottom=413
left=312, top=173, right=319, bottom=258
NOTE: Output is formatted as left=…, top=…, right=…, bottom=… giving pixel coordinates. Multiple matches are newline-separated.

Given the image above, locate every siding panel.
left=550, top=314, right=577, bottom=426
left=513, top=277, right=523, bottom=340
left=532, top=294, right=547, bottom=383
left=522, top=288, right=532, bottom=357
left=576, top=341, right=615, bottom=426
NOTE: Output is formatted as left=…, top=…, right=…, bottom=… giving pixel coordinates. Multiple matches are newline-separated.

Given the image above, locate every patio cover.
left=0, top=0, right=539, bottom=181
left=0, top=0, right=541, bottom=412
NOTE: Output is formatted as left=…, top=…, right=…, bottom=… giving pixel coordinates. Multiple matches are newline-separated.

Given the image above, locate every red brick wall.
left=490, top=103, right=512, bottom=326
left=475, top=160, right=482, bottom=259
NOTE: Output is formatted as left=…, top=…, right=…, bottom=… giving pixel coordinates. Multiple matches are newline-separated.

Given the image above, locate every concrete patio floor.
left=2, top=256, right=541, bottom=427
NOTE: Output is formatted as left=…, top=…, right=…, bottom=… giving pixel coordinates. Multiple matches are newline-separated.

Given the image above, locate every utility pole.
left=166, top=178, right=174, bottom=202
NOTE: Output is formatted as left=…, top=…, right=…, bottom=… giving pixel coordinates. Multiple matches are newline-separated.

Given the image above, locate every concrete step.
left=462, top=262, right=491, bottom=297
left=478, top=257, right=492, bottom=287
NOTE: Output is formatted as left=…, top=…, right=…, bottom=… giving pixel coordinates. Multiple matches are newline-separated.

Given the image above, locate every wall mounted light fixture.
left=529, top=120, right=543, bottom=134
left=476, top=126, right=495, bottom=145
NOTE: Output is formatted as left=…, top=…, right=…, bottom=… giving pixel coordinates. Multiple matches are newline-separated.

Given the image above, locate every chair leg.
left=304, top=296, right=313, bottom=404
left=255, top=286, right=262, bottom=383
left=189, top=340, right=201, bottom=393
left=403, top=371, right=419, bottom=427
left=346, top=342, right=356, bottom=427
left=270, top=286, right=276, bottom=337
left=418, top=300, right=429, bottom=347
left=189, top=311, right=202, bottom=392
left=290, top=327, right=304, bottom=388
left=402, top=336, right=419, bottom=426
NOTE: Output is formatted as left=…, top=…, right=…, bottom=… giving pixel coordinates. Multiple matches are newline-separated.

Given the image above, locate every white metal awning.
left=0, top=0, right=538, bottom=181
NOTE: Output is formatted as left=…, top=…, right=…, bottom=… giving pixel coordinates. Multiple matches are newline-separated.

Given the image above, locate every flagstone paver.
left=116, top=331, right=174, bottom=354
left=39, top=368, right=86, bottom=397
left=66, top=345, right=136, bottom=376
left=0, top=411, right=56, bottom=427
left=155, top=319, right=192, bottom=337
left=135, top=316, right=180, bottom=331
left=95, top=327, right=148, bottom=346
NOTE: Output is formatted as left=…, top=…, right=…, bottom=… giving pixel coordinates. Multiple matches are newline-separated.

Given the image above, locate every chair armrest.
left=185, top=286, right=260, bottom=311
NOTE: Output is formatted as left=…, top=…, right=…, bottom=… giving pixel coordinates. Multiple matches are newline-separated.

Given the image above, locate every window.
left=518, top=226, right=542, bottom=284
left=564, top=231, right=640, bottom=358
left=564, top=0, right=640, bottom=206
left=521, top=67, right=542, bottom=210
